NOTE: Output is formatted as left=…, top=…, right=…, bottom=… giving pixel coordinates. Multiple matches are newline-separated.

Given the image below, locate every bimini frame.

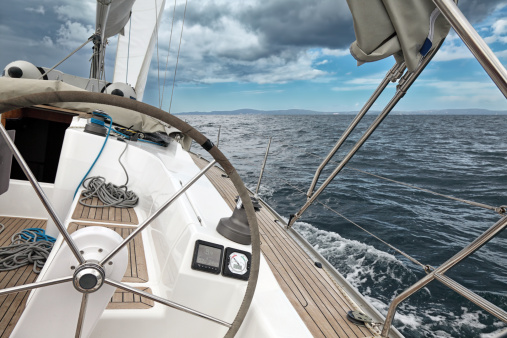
left=287, top=0, right=507, bottom=336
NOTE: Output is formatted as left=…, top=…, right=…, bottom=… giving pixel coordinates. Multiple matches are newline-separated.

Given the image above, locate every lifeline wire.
left=160, top=0, right=178, bottom=109
left=79, top=140, right=139, bottom=208
left=275, top=176, right=431, bottom=272
left=295, top=148, right=505, bottom=215
left=0, top=224, right=55, bottom=274
left=168, top=0, right=188, bottom=114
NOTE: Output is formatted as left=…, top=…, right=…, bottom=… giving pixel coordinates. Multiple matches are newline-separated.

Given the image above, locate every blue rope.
left=19, top=228, right=56, bottom=243
left=73, top=112, right=113, bottom=198
left=111, top=128, right=164, bottom=146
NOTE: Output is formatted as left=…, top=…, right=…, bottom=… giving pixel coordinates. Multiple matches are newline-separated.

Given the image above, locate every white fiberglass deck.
left=191, top=154, right=377, bottom=338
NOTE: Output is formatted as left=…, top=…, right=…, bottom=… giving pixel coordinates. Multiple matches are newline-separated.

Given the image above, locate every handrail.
left=434, top=273, right=507, bottom=322
left=380, top=3, right=507, bottom=335
left=432, top=0, right=507, bottom=99
left=381, top=216, right=507, bottom=336
left=306, top=61, right=406, bottom=199
left=288, top=41, right=442, bottom=228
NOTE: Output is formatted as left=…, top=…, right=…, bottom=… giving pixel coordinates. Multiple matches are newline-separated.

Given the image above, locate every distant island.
left=175, top=108, right=507, bottom=116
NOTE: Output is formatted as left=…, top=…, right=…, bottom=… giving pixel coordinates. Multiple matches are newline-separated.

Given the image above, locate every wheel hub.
left=73, top=263, right=105, bottom=293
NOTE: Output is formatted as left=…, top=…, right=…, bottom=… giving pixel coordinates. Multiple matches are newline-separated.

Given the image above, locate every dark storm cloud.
left=458, top=0, right=507, bottom=23
left=182, top=0, right=354, bottom=62
left=240, top=0, right=354, bottom=49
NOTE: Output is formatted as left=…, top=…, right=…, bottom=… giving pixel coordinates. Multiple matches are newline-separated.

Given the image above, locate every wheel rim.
left=0, top=91, right=260, bottom=337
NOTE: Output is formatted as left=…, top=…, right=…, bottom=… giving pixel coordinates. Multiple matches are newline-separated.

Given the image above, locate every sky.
left=1, top=0, right=506, bottom=113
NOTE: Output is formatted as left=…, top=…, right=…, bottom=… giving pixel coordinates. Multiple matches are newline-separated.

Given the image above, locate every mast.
left=91, top=0, right=112, bottom=79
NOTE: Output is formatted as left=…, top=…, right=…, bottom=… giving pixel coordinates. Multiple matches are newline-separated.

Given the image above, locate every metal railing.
left=380, top=1, right=507, bottom=335
left=381, top=216, right=507, bottom=336
left=288, top=40, right=442, bottom=228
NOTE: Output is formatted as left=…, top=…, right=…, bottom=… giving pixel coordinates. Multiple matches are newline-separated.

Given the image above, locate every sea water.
left=184, top=114, right=506, bottom=338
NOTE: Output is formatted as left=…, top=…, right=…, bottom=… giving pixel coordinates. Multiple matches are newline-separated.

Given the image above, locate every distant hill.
left=176, top=109, right=335, bottom=115
left=176, top=108, right=507, bottom=115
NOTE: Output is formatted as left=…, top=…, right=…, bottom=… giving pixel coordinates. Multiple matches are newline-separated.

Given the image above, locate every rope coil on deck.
left=0, top=224, right=55, bottom=273
left=79, top=140, right=139, bottom=208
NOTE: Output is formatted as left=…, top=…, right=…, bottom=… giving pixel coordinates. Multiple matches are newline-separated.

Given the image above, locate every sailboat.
left=0, top=0, right=505, bottom=337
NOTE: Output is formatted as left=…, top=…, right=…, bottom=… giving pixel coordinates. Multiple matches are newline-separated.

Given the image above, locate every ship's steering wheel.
left=0, top=91, right=260, bottom=338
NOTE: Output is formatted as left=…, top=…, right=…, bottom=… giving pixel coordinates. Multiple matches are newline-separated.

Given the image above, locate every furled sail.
left=113, top=0, right=166, bottom=101
left=346, top=0, right=452, bottom=71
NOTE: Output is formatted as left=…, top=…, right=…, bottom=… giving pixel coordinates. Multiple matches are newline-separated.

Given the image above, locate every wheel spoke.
left=99, top=160, right=217, bottom=266
left=0, top=276, right=73, bottom=297
left=0, top=124, right=85, bottom=264
left=75, top=293, right=88, bottom=338
left=105, top=278, right=231, bottom=328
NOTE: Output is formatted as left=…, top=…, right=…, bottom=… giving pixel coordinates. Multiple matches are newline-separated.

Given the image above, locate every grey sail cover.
left=346, top=0, right=452, bottom=71
left=99, top=0, right=136, bottom=38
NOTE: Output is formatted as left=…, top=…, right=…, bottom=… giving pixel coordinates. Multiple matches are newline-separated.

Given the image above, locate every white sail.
left=113, top=0, right=166, bottom=101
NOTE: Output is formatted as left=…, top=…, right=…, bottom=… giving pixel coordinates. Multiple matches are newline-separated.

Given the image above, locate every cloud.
left=417, top=79, right=505, bottom=105
left=25, top=6, right=45, bottom=15
left=56, top=21, right=94, bottom=49
left=54, top=3, right=95, bottom=24
left=321, top=48, right=350, bottom=57
left=457, top=0, right=507, bottom=23
left=492, top=18, right=507, bottom=35
left=154, top=0, right=354, bottom=85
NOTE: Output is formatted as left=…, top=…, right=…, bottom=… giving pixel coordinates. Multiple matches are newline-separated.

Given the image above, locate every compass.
left=222, top=247, right=251, bottom=281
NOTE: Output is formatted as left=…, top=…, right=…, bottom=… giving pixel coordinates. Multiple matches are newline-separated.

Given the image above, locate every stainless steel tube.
left=433, top=0, right=507, bottom=99
left=0, top=276, right=73, bottom=296
left=381, top=216, right=507, bottom=336
left=306, top=62, right=406, bottom=198
left=75, top=293, right=89, bottom=338
left=434, top=273, right=507, bottom=323
left=289, top=45, right=439, bottom=228
left=0, top=123, right=85, bottom=264
left=105, top=278, right=232, bottom=327
left=99, top=160, right=217, bottom=265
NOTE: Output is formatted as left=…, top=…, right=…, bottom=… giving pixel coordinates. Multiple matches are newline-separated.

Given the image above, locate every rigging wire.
left=39, top=37, right=93, bottom=80
left=168, top=0, right=188, bottom=114
left=154, top=0, right=162, bottom=108
left=126, top=16, right=132, bottom=83
left=274, top=175, right=432, bottom=272
left=300, top=150, right=506, bottom=215
left=274, top=145, right=505, bottom=215
left=160, top=0, right=178, bottom=109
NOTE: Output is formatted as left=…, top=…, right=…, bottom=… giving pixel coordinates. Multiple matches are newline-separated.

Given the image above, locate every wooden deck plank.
left=107, top=287, right=154, bottom=310
left=0, top=217, right=48, bottom=338
left=72, top=195, right=138, bottom=225
left=68, top=223, right=148, bottom=283
left=0, top=215, right=152, bottom=335
left=191, top=154, right=374, bottom=338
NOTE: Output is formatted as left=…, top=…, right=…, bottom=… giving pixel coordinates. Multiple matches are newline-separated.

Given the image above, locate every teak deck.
left=0, top=217, right=46, bottom=338
left=68, top=222, right=148, bottom=283
left=72, top=196, right=138, bottom=225
left=191, top=154, right=374, bottom=338
left=0, top=214, right=150, bottom=337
